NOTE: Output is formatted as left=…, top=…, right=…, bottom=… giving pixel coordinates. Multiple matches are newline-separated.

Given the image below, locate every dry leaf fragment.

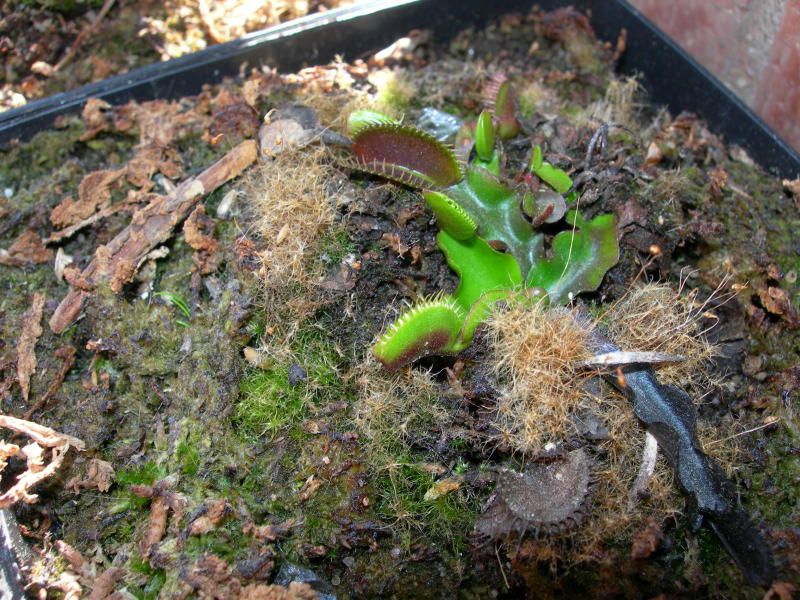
left=186, top=497, right=229, bottom=536
left=0, top=414, right=85, bottom=509
left=51, top=169, right=126, bottom=228
left=54, top=248, right=75, bottom=282
left=755, top=284, right=800, bottom=329
left=67, top=458, right=115, bottom=494
left=243, top=518, right=297, bottom=542
left=17, top=292, right=45, bottom=402
left=423, top=475, right=463, bottom=501
left=3, top=230, right=54, bottom=265
left=241, top=582, right=317, bottom=600
left=79, top=97, right=113, bottom=141
left=87, top=567, right=124, bottom=600
left=642, top=140, right=662, bottom=168
left=631, top=516, right=664, bottom=559
left=298, top=475, right=322, bottom=502
left=763, top=581, right=796, bottom=600
left=184, top=204, right=220, bottom=277
left=131, top=477, right=187, bottom=559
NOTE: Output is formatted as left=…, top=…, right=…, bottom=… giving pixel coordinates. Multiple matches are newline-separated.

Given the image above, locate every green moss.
left=374, top=459, right=478, bottom=555
left=234, top=327, right=351, bottom=438
left=129, top=552, right=166, bottom=600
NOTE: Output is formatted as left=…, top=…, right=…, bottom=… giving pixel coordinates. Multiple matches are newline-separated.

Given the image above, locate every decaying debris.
left=0, top=230, right=54, bottom=266
left=0, top=414, right=85, bottom=509
left=22, top=345, right=76, bottom=419
left=176, top=552, right=317, bottom=600
left=66, top=457, right=115, bottom=494
left=49, top=139, right=257, bottom=334
left=16, top=292, right=45, bottom=403
left=55, top=540, right=125, bottom=600
left=631, top=517, right=664, bottom=560
left=185, top=497, right=229, bottom=536
left=243, top=518, right=298, bottom=542
left=183, top=203, right=221, bottom=288
left=131, top=476, right=188, bottom=560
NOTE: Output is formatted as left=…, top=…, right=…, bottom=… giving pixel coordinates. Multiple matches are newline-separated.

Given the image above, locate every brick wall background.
left=627, top=0, right=800, bottom=154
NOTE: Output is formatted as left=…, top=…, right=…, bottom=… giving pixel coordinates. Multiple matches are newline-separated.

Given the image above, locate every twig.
left=22, top=346, right=76, bottom=420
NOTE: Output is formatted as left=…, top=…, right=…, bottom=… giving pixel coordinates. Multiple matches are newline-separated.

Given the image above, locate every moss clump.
left=234, top=326, right=350, bottom=438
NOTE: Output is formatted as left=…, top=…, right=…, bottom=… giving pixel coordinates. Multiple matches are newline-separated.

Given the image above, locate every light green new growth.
left=348, top=83, right=619, bottom=369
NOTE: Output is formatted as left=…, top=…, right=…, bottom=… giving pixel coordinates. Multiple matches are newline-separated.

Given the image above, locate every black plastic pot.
left=0, top=1, right=797, bottom=597
left=0, top=0, right=798, bottom=178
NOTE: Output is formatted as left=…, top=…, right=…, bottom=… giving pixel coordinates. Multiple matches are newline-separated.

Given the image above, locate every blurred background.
left=629, top=0, right=800, bottom=153
left=1, top=0, right=798, bottom=152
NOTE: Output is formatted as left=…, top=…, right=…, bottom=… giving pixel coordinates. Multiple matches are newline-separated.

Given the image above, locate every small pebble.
left=289, top=363, right=308, bottom=386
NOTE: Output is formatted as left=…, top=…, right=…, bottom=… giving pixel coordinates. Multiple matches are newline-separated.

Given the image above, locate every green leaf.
left=525, top=210, right=618, bottom=304
left=474, top=110, right=496, bottom=163
left=448, top=170, right=545, bottom=277
left=437, top=230, right=521, bottom=311
left=347, top=110, right=398, bottom=137
left=531, top=145, right=543, bottom=170
left=423, top=191, right=477, bottom=240
left=534, top=161, right=572, bottom=195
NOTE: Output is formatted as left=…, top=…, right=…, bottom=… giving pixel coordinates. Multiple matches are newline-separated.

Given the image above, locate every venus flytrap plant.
left=348, top=89, right=618, bottom=370
left=349, top=88, right=775, bottom=586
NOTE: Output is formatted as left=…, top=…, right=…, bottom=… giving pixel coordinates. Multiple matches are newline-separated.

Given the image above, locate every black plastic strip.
left=1, top=0, right=798, bottom=178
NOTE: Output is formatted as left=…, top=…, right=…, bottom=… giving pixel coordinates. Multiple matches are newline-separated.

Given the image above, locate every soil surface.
left=1, top=5, right=799, bottom=600
left=0, top=0, right=356, bottom=113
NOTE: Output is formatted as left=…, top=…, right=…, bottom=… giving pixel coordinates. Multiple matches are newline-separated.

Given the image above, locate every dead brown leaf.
left=17, top=292, right=45, bottom=402
left=241, top=582, right=317, bottom=600
left=755, top=284, right=800, bottom=329
left=181, top=553, right=240, bottom=598
left=642, top=140, right=661, bottom=168
left=51, top=168, right=126, bottom=228
left=66, top=458, right=115, bottom=494
left=78, top=97, right=113, bottom=141
left=187, top=497, right=229, bottom=536
left=0, top=230, right=54, bottom=266
left=206, top=98, right=260, bottom=145
left=0, top=414, right=85, bottom=509
left=631, top=517, right=663, bottom=559
left=127, top=144, right=184, bottom=188
left=763, top=581, right=796, bottom=600
left=297, top=474, right=322, bottom=502
left=243, top=518, right=297, bottom=542
left=184, top=204, right=220, bottom=281
left=783, top=177, right=800, bottom=209
left=131, top=477, right=188, bottom=560
left=708, top=166, right=728, bottom=200
left=87, top=567, right=124, bottom=600
left=423, top=475, right=463, bottom=501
